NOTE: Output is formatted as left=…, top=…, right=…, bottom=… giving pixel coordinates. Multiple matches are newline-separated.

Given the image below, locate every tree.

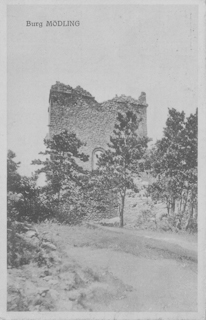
left=7, top=150, right=21, bottom=192
left=96, top=111, right=150, bottom=227
left=145, top=108, right=197, bottom=231
left=32, top=130, right=89, bottom=217
left=14, top=174, right=47, bottom=222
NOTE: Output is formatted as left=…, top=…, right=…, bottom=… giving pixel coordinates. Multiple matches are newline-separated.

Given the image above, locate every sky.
left=7, top=4, right=198, bottom=177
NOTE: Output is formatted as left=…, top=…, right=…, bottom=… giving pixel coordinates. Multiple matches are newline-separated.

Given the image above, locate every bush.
left=7, top=221, right=58, bottom=268
left=7, top=224, right=37, bottom=267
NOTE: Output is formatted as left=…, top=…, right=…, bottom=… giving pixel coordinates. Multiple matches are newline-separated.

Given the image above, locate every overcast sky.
left=7, top=4, right=198, bottom=177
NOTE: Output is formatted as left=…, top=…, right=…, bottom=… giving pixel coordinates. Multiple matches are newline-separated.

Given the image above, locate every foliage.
left=32, top=130, right=89, bottom=222
left=7, top=220, right=59, bottom=268
left=145, top=108, right=198, bottom=231
left=8, top=221, right=37, bottom=268
left=96, top=111, right=150, bottom=227
left=7, top=149, right=53, bottom=225
left=77, top=170, right=118, bottom=220
left=7, top=176, right=52, bottom=224
left=7, top=150, right=21, bottom=192
left=7, top=150, right=55, bottom=271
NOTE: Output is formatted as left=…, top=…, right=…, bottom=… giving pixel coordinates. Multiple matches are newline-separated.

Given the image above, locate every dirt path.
left=86, top=222, right=197, bottom=252
left=8, top=223, right=197, bottom=312
left=67, top=245, right=197, bottom=311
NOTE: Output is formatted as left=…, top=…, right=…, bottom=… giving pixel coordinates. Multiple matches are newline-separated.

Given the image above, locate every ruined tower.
left=48, top=81, right=148, bottom=170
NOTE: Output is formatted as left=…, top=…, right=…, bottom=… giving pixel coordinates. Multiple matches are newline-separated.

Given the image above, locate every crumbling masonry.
left=48, top=81, right=148, bottom=171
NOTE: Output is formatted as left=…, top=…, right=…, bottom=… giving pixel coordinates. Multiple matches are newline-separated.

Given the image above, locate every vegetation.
left=144, top=108, right=197, bottom=231
left=7, top=151, right=50, bottom=224
left=94, top=111, right=150, bottom=227
left=7, top=108, right=198, bottom=312
left=31, top=130, right=89, bottom=223
left=7, top=108, right=198, bottom=232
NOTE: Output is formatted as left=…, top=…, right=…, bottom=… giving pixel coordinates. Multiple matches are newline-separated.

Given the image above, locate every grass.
left=8, top=221, right=198, bottom=312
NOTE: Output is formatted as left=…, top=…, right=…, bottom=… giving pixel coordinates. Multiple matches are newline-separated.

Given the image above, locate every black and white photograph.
left=1, top=0, right=206, bottom=318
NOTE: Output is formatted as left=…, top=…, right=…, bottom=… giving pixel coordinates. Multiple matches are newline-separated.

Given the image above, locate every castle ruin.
left=48, top=81, right=148, bottom=170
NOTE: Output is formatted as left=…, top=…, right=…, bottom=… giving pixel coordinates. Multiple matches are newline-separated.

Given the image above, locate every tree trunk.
left=57, top=190, right=61, bottom=215
left=179, top=196, right=183, bottom=214
left=182, top=189, right=189, bottom=214
left=185, top=202, right=193, bottom=231
left=119, top=194, right=125, bottom=228
left=171, top=198, right=175, bottom=215
left=166, top=198, right=170, bottom=214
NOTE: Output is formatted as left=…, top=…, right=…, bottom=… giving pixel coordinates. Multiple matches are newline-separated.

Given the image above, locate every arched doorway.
left=92, top=147, right=104, bottom=171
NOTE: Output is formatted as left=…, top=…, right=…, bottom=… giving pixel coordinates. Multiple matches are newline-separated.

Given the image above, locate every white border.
left=1, top=0, right=205, bottom=319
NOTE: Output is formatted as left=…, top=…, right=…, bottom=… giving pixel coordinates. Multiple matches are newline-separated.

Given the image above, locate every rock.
left=40, top=269, right=51, bottom=277
left=17, top=233, right=40, bottom=247
left=8, top=283, right=21, bottom=294
left=23, top=225, right=38, bottom=232
left=56, top=299, right=73, bottom=311
left=58, top=272, right=76, bottom=291
left=48, top=279, right=58, bottom=286
left=30, top=305, right=40, bottom=311
left=43, top=275, right=53, bottom=281
left=23, top=281, right=37, bottom=296
left=33, top=296, right=45, bottom=307
left=25, top=230, right=37, bottom=238
left=42, top=242, right=57, bottom=251
left=16, top=276, right=26, bottom=282
left=125, top=284, right=133, bottom=292
left=68, top=291, right=80, bottom=301
left=156, top=211, right=168, bottom=221
left=38, top=287, right=50, bottom=295
left=49, top=289, right=59, bottom=300
left=16, top=233, right=25, bottom=240
left=157, top=219, right=172, bottom=231
left=24, top=222, right=33, bottom=228
left=32, top=237, right=40, bottom=246
left=22, top=226, right=32, bottom=231
left=99, top=217, right=119, bottom=227
left=50, top=252, right=62, bottom=262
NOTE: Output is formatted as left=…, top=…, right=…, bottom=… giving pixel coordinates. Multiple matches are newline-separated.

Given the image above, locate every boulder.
left=99, top=217, right=119, bottom=227
left=38, top=287, right=50, bottom=295
left=49, top=289, right=59, bottom=300
left=68, top=290, right=81, bottom=301
left=32, top=237, right=40, bottom=246
left=40, top=269, right=51, bottom=277
left=50, top=252, right=62, bottom=262
left=157, top=219, right=172, bottom=231
left=42, top=242, right=57, bottom=251
left=25, top=230, right=37, bottom=238
left=155, top=211, right=168, bottom=221
left=48, top=279, right=58, bottom=286
left=16, top=232, right=40, bottom=247
left=42, top=275, right=53, bottom=281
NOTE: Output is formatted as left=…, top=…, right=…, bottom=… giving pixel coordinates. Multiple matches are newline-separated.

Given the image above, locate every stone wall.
left=48, top=81, right=148, bottom=170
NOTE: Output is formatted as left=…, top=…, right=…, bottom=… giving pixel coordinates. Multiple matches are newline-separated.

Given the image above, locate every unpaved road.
left=8, top=223, right=197, bottom=312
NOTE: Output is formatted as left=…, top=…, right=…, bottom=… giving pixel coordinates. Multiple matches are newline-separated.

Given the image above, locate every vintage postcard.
left=1, top=0, right=206, bottom=319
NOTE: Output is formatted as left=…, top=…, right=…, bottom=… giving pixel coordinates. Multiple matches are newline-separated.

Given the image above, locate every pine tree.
left=32, top=130, right=89, bottom=216
left=7, top=150, right=21, bottom=192
left=145, top=108, right=197, bottom=231
left=97, top=111, right=150, bottom=227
